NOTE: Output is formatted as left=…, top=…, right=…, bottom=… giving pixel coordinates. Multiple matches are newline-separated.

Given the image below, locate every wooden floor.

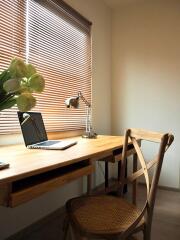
left=130, top=185, right=180, bottom=240
left=8, top=185, right=180, bottom=240
left=146, top=187, right=180, bottom=240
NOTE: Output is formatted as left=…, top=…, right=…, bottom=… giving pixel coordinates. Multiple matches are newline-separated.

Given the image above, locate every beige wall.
left=2, top=0, right=180, bottom=238
left=112, top=0, right=180, bottom=188
left=0, top=1, right=112, bottom=239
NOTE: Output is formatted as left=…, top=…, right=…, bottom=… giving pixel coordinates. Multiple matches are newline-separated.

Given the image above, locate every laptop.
left=17, top=112, right=77, bottom=150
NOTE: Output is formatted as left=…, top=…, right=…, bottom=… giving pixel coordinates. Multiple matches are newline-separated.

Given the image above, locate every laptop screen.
left=17, top=112, right=48, bottom=146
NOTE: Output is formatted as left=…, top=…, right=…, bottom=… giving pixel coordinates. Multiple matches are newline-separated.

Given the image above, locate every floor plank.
left=8, top=185, right=180, bottom=240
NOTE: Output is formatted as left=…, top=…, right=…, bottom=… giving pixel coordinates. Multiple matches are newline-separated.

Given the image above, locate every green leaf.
left=3, top=78, right=20, bottom=93
left=0, top=58, right=45, bottom=111
left=28, top=73, right=45, bottom=93
left=0, top=70, right=12, bottom=92
left=8, top=57, right=27, bottom=78
left=26, top=63, right=37, bottom=78
left=16, top=92, right=36, bottom=111
left=0, top=98, right=16, bottom=111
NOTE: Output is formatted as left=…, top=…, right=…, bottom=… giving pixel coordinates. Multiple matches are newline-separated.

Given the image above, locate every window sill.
left=0, top=130, right=84, bottom=146
left=47, top=129, right=84, bottom=140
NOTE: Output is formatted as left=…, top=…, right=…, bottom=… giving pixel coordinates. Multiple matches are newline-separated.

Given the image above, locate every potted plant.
left=0, top=57, right=45, bottom=112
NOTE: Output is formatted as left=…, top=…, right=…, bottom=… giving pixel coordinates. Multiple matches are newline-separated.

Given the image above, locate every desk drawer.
left=98, top=144, right=136, bottom=163
left=9, top=160, right=93, bottom=207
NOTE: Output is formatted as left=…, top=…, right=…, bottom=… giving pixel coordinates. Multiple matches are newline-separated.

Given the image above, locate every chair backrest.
left=120, top=128, right=174, bottom=237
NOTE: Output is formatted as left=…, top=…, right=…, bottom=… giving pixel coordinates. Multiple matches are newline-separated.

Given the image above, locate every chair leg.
left=63, top=215, right=70, bottom=240
left=70, top=223, right=88, bottom=240
left=73, top=229, right=88, bottom=240
left=143, top=228, right=151, bottom=240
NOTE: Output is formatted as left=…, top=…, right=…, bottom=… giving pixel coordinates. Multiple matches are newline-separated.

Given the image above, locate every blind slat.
left=0, top=0, right=92, bottom=135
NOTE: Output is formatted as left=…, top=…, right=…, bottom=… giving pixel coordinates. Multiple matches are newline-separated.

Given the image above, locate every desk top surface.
left=0, top=135, right=124, bottom=184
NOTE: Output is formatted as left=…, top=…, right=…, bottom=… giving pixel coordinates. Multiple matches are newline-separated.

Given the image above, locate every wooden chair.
left=64, top=129, right=174, bottom=240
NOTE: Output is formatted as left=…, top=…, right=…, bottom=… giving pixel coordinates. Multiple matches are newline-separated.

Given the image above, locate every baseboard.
left=7, top=207, right=66, bottom=240
left=138, top=182, right=180, bottom=192
left=110, top=177, right=180, bottom=193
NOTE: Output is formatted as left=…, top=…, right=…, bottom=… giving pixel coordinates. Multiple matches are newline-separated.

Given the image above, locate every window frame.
left=0, top=0, right=92, bottom=136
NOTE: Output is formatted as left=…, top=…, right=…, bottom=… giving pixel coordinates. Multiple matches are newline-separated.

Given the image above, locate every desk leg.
left=133, top=153, right=137, bottom=205
left=118, top=161, right=121, bottom=181
left=0, top=183, right=12, bottom=207
left=87, top=173, right=92, bottom=195
left=118, top=160, right=127, bottom=194
left=105, top=161, right=109, bottom=191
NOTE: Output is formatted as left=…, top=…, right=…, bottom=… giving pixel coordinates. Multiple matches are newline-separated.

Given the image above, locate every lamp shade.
left=65, top=96, right=79, bottom=108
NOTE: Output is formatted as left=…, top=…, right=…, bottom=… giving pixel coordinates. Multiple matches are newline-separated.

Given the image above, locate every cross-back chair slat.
left=119, top=129, right=174, bottom=239
left=123, top=134, right=174, bottom=187
left=124, top=157, right=157, bottom=185
left=64, top=129, right=174, bottom=240
left=129, top=128, right=165, bottom=143
left=131, top=137, right=150, bottom=197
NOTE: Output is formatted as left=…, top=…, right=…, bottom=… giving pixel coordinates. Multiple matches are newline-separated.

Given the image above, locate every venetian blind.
left=0, top=0, right=26, bottom=134
left=0, top=0, right=92, bottom=134
left=27, top=0, right=92, bottom=132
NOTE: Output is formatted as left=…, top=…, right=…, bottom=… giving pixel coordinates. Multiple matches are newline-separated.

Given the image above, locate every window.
left=0, top=0, right=92, bottom=134
left=0, top=0, right=26, bottom=133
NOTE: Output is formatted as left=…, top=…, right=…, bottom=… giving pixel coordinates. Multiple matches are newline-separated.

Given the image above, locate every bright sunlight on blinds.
left=0, top=0, right=92, bottom=134
left=0, top=0, right=26, bottom=134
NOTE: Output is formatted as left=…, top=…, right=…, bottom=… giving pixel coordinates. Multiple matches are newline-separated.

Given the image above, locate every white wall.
left=112, top=0, right=180, bottom=188
left=0, top=1, right=112, bottom=239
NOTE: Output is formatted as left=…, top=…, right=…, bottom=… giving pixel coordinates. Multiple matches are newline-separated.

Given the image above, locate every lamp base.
left=82, top=131, right=97, bottom=139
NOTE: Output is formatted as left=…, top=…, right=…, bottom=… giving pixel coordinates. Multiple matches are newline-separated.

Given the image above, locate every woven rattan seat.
left=64, top=129, right=174, bottom=240
left=67, top=195, right=143, bottom=234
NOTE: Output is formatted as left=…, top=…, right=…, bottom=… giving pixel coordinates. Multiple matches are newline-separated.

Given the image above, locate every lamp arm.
left=78, top=91, right=91, bottom=108
left=78, top=92, right=92, bottom=134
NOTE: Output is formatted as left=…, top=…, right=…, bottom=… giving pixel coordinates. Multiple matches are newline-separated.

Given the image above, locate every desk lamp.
left=65, top=91, right=97, bottom=138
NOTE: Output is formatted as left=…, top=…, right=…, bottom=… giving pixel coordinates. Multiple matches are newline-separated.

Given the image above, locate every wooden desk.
left=0, top=135, right=135, bottom=208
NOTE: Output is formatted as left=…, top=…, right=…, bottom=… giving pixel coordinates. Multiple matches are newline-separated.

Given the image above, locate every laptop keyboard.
left=36, top=140, right=60, bottom=146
